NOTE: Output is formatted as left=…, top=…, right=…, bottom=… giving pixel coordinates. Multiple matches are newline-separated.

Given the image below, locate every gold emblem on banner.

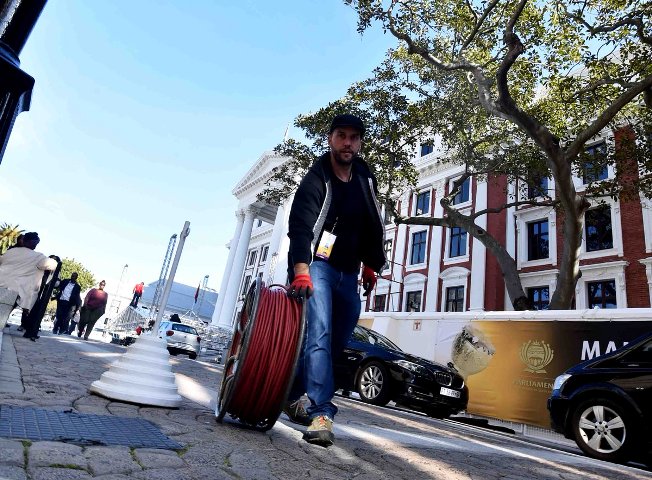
left=520, top=340, right=554, bottom=373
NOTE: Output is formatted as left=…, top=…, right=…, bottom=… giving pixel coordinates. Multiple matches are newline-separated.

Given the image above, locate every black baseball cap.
left=329, top=114, right=365, bottom=137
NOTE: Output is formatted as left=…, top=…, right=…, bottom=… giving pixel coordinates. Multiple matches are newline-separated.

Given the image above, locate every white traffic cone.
left=90, top=334, right=182, bottom=407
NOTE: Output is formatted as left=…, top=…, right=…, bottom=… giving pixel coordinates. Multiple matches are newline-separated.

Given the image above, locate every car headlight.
left=394, top=359, right=429, bottom=376
left=552, top=373, right=571, bottom=392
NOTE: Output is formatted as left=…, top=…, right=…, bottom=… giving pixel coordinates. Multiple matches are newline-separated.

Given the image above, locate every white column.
left=217, top=208, right=257, bottom=329
left=263, top=204, right=286, bottom=281
left=469, top=180, right=487, bottom=311
left=211, top=211, right=245, bottom=326
left=640, top=258, right=652, bottom=306
left=425, top=182, right=445, bottom=311
left=271, top=197, right=294, bottom=285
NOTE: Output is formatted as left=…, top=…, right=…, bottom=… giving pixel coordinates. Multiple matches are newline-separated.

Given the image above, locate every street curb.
left=0, top=330, right=23, bottom=394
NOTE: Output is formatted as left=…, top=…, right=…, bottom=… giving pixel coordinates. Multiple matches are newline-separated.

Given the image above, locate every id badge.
left=316, top=231, right=337, bottom=260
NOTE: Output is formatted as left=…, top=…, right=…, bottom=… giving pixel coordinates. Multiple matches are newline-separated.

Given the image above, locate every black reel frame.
left=215, top=277, right=306, bottom=431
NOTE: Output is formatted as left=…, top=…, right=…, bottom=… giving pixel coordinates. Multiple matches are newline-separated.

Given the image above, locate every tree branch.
left=567, top=74, right=652, bottom=158
left=460, top=0, right=501, bottom=52
left=573, top=12, right=652, bottom=46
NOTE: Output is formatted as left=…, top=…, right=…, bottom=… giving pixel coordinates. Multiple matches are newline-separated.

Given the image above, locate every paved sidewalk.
left=1, top=325, right=649, bottom=480
left=1, top=326, right=413, bottom=480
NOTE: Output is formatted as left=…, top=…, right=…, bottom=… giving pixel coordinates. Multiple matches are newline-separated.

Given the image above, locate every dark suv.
left=547, top=331, right=652, bottom=463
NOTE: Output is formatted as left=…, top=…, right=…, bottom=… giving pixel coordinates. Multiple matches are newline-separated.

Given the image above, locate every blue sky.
left=0, top=1, right=395, bottom=300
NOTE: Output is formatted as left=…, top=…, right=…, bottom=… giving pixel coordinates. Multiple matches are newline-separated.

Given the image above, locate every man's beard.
left=332, top=149, right=356, bottom=166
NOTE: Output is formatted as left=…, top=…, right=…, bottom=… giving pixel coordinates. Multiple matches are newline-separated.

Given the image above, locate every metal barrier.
left=105, top=307, right=230, bottom=355
left=106, top=307, right=149, bottom=344
left=172, top=316, right=231, bottom=358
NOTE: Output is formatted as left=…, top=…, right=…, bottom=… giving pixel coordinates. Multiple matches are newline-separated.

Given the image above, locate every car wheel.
left=189, top=353, right=197, bottom=360
left=571, top=397, right=636, bottom=462
left=356, top=361, right=391, bottom=406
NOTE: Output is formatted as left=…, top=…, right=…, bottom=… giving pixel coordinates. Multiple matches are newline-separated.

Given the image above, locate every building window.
left=583, top=141, right=608, bottom=183
left=527, top=220, right=549, bottom=260
left=415, top=191, right=430, bottom=216
left=383, top=239, right=393, bottom=270
left=528, top=286, right=550, bottom=310
left=420, top=143, right=434, bottom=156
left=449, top=227, right=467, bottom=258
left=384, top=239, right=393, bottom=258
left=256, top=219, right=263, bottom=227
left=410, top=231, right=427, bottom=265
left=445, top=286, right=465, bottom=312
left=406, top=291, right=422, bottom=312
left=528, top=176, right=549, bottom=199
left=373, top=294, right=386, bottom=312
left=261, top=245, right=269, bottom=263
left=240, top=275, right=252, bottom=297
left=452, top=178, right=470, bottom=205
left=587, top=280, right=617, bottom=309
left=585, top=206, right=613, bottom=252
left=247, top=250, right=257, bottom=267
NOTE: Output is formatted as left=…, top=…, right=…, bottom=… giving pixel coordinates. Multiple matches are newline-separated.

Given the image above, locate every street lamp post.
left=0, top=0, right=48, bottom=164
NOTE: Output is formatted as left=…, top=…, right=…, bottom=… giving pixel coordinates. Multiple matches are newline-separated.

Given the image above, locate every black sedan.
left=548, top=331, right=652, bottom=464
left=333, top=325, right=468, bottom=418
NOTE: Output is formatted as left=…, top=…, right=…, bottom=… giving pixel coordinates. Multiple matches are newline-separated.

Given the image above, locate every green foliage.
left=59, top=258, right=96, bottom=291
left=346, top=0, right=652, bottom=200
left=260, top=0, right=651, bottom=309
left=259, top=58, right=424, bottom=212
left=344, top=0, right=652, bottom=308
left=0, top=223, right=24, bottom=255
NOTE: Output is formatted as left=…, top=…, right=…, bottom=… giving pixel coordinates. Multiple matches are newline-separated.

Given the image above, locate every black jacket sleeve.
left=72, top=285, right=82, bottom=308
left=288, top=171, right=324, bottom=269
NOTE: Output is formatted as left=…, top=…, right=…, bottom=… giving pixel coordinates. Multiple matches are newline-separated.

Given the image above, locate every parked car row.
left=333, top=324, right=651, bottom=465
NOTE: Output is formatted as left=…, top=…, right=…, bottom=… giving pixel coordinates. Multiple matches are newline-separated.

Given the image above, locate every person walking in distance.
left=130, top=281, right=144, bottom=307
left=283, top=114, right=386, bottom=446
left=52, top=272, right=82, bottom=334
left=77, top=280, right=108, bottom=340
left=0, top=232, right=57, bottom=340
left=67, top=308, right=81, bottom=335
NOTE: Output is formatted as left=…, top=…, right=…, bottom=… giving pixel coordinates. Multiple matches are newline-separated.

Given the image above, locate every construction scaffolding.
left=183, top=274, right=210, bottom=321
left=149, top=234, right=177, bottom=319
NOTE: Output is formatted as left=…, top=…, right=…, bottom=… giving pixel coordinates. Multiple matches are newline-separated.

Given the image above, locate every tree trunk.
left=549, top=194, right=588, bottom=309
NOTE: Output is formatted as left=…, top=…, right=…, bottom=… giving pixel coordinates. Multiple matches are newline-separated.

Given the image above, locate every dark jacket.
left=55, top=279, right=82, bottom=308
left=287, top=152, right=386, bottom=280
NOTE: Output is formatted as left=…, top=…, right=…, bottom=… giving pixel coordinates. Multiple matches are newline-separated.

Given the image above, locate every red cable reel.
left=216, top=277, right=306, bottom=431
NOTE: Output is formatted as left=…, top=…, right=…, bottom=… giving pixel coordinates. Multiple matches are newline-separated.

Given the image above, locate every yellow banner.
left=441, top=321, right=651, bottom=427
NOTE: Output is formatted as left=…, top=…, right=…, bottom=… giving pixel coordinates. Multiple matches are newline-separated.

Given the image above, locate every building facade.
left=212, top=133, right=652, bottom=329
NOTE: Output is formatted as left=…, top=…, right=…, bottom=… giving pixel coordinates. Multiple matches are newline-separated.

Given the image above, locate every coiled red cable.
left=226, top=285, right=302, bottom=425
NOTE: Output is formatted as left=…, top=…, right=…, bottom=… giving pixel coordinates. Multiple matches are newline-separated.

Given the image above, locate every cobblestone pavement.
left=1, top=326, right=650, bottom=480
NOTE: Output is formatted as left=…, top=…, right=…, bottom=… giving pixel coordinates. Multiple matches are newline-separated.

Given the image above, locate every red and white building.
left=212, top=130, right=652, bottom=329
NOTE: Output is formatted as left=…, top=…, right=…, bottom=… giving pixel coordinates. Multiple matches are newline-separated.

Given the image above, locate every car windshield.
left=171, top=324, right=198, bottom=335
left=622, top=338, right=652, bottom=363
left=353, top=326, right=402, bottom=351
